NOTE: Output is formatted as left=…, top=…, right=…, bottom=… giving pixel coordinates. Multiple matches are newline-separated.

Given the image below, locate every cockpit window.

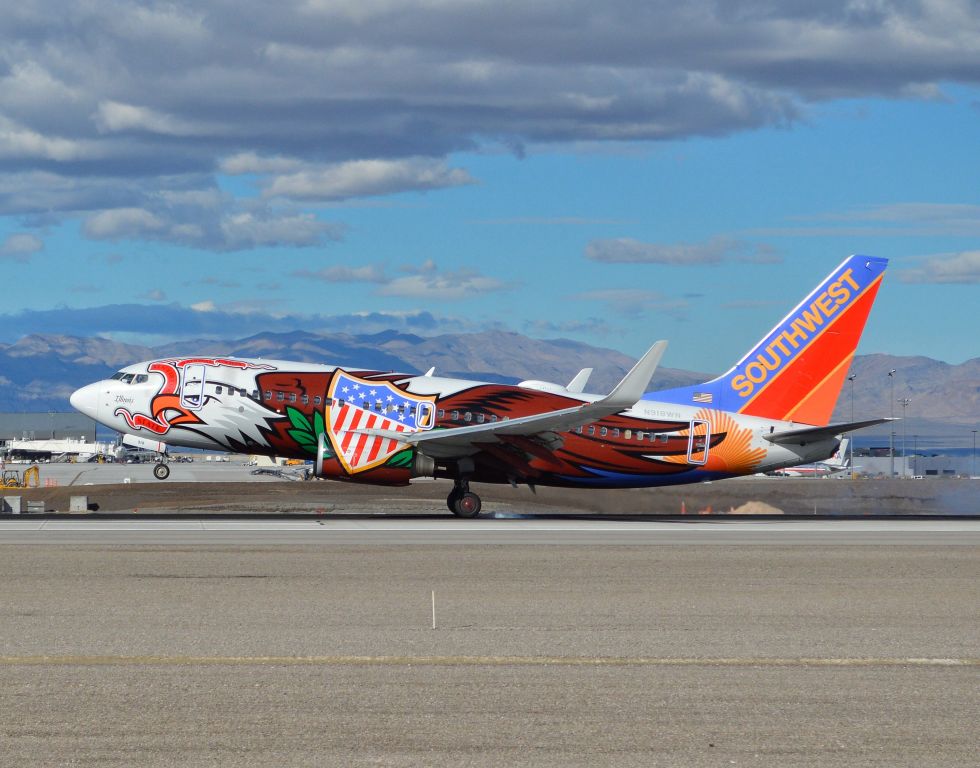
left=135, top=374, right=148, bottom=384
left=110, top=372, right=126, bottom=380
left=120, top=373, right=135, bottom=384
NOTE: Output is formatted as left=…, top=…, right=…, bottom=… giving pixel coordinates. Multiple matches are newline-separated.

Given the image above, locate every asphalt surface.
left=1, top=540, right=977, bottom=766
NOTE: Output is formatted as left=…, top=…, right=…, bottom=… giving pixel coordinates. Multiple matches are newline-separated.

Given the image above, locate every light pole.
left=913, top=434, right=918, bottom=477
left=888, top=370, right=896, bottom=477
left=848, top=373, right=857, bottom=477
left=898, top=398, right=911, bottom=477
left=973, top=430, right=977, bottom=479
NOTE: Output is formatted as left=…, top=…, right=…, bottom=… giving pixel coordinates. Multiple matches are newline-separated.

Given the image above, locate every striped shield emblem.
left=326, top=370, right=436, bottom=474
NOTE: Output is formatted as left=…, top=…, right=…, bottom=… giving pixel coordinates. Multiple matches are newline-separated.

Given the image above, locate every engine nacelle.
left=411, top=451, right=436, bottom=478
left=314, top=432, right=435, bottom=480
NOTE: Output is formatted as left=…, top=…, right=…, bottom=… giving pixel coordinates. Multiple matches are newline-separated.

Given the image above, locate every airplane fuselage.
left=71, top=356, right=838, bottom=489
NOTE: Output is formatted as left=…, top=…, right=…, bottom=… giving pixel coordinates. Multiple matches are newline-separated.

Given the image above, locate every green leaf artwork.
left=386, top=449, right=414, bottom=469
left=285, top=405, right=325, bottom=457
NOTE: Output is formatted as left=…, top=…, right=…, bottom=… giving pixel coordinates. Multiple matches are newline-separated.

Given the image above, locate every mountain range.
left=1, top=331, right=976, bottom=438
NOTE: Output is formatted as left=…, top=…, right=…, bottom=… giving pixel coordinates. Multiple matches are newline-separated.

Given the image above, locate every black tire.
left=152, top=463, right=170, bottom=480
left=446, top=489, right=460, bottom=512
left=452, top=491, right=482, bottom=518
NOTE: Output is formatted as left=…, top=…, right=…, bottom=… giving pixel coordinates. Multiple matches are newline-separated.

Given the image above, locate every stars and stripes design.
left=692, top=392, right=713, bottom=404
left=326, top=370, right=437, bottom=474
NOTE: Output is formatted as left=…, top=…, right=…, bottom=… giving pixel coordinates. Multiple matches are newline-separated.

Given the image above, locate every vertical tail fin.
left=650, top=255, right=887, bottom=425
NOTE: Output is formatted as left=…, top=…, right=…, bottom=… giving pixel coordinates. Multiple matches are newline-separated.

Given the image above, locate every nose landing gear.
left=152, top=461, right=170, bottom=480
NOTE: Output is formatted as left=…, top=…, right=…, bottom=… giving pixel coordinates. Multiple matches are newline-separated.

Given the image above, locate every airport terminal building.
left=0, top=412, right=96, bottom=442
left=0, top=412, right=99, bottom=461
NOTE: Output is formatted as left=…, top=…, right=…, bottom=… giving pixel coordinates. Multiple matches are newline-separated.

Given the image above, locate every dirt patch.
left=2, top=477, right=975, bottom=516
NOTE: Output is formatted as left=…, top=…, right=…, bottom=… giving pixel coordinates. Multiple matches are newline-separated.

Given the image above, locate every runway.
left=2, top=518, right=977, bottom=765
left=1, top=516, right=978, bottom=545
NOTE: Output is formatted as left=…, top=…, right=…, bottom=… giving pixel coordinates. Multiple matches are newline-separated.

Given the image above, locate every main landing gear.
left=447, top=478, right=482, bottom=518
left=152, top=460, right=170, bottom=480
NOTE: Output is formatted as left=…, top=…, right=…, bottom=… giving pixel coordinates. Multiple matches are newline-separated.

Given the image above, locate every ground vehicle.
left=1, top=466, right=40, bottom=489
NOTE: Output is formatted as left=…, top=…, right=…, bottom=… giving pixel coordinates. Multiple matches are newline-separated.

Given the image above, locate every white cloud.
left=0, top=233, right=44, bottom=262
left=295, top=264, right=389, bottom=283
left=265, top=158, right=476, bottom=201
left=378, top=262, right=508, bottom=300
left=574, top=287, right=691, bottom=319
left=220, top=152, right=305, bottom=175
left=899, top=251, right=980, bottom=284
left=94, top=101, right=212, bottom=137
left=584, top=236, right=777, bottom=265
left=84, top=208, right=165, bottom=239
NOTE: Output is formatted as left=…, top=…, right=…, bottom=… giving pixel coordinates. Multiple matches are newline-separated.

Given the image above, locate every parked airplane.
left=767, top=438, right=856, bottom=477
left=70, top=255, right=890, bottom=517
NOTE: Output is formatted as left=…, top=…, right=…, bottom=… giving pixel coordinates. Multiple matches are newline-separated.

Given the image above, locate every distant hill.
left=0, top=332, right=976, bottom=435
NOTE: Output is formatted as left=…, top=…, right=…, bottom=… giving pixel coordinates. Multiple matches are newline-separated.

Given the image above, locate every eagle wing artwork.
left=71, top=255, right=890, bottom=517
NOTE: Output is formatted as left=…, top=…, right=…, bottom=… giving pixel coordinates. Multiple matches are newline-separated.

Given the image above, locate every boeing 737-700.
left=70, top=255, right=891, bottom=517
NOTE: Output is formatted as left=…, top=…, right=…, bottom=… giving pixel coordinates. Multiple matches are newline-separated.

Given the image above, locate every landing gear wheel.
left=452, top=491, right=482, bottom=518
left=152, top=463, right=170, bottom=480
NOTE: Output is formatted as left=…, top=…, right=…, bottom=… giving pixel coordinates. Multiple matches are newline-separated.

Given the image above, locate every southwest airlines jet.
left=71, top=256, right=889, bottom=517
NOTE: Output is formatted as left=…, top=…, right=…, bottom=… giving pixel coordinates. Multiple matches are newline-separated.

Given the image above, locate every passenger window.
left=477, top=413, right=485, bottom=424
left=314, top=396, right=322, bottom=406
left=624, top=429, right=631, bottom=440
left=302, top=394, right=309, bottom=405
left=264, top=391, right=272, bottom=400
left=252, top=390, right=260, bottom=400
left=216, top=385, right=223, bottom=394
left=289, top=393, right=297, bottom=403
left=451, top=410, right=459, bottom=420
left=276, top=392, right=284, bottom=402
left=589, top=426, right=596, bottom=435
left=464, top=412, right=472, bottom=423
left=660, top=433, right=669, bottom=443
left=575, top=426, right=582, bottom=434
left=491, top=414, right=498, bottom=423
left=600, top=426, right=608, bottom=437
left=438, top=409, right=445, bottom=419
left=612, top=428, right=620, bottom=438
left=636, top=431, right=644, bottom=441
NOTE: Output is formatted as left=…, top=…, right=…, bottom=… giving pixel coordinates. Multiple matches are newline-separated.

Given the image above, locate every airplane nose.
left=70, top=382, right=101, bottom=420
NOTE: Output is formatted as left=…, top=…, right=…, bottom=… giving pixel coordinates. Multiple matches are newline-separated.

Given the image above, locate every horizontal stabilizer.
left=765, top=418, right=895, bottom=445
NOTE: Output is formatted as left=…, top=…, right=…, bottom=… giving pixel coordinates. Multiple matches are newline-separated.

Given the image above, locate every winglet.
left=566, top=368, right=593, bottom=393
left=601, top=340, right=667, bottom=409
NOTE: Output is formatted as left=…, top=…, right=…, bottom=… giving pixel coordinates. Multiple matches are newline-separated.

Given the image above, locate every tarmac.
left=1, top=464, right=978, bottom=766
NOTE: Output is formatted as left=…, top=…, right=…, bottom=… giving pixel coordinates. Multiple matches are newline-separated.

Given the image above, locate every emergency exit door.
left=687, top=419, right=710, bottom=465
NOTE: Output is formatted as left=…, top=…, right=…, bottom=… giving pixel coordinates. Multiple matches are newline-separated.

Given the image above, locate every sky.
left=1, top=0, right=979, bottom=374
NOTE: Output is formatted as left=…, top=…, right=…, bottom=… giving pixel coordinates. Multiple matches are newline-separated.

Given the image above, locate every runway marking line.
left=0, top=655, right=976, bottom=668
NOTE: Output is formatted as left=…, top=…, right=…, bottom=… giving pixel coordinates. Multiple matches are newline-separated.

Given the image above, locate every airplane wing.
left=764, top=418, right=896, bottom=446
left=353, top=341, right=667, bottom=452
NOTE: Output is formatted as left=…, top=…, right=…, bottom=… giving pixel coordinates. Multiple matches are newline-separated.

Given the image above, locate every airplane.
left=766, top=438, right=857, bottom=477
left=70, top=255, right=891, bottom=517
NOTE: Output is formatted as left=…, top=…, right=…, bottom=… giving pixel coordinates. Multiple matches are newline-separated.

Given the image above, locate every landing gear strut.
left=447, top=478, right=482, bottom=518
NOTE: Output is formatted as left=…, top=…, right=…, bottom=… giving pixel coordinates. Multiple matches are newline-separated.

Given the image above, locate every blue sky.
left=1, top=1, right=979, bottom=374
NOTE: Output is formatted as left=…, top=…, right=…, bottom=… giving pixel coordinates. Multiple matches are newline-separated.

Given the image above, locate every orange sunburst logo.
left=660, top=409, right=766, bottom=472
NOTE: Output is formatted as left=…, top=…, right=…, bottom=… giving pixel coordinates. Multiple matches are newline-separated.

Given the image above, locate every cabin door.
left=180, top=364, right=207, bottom=410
